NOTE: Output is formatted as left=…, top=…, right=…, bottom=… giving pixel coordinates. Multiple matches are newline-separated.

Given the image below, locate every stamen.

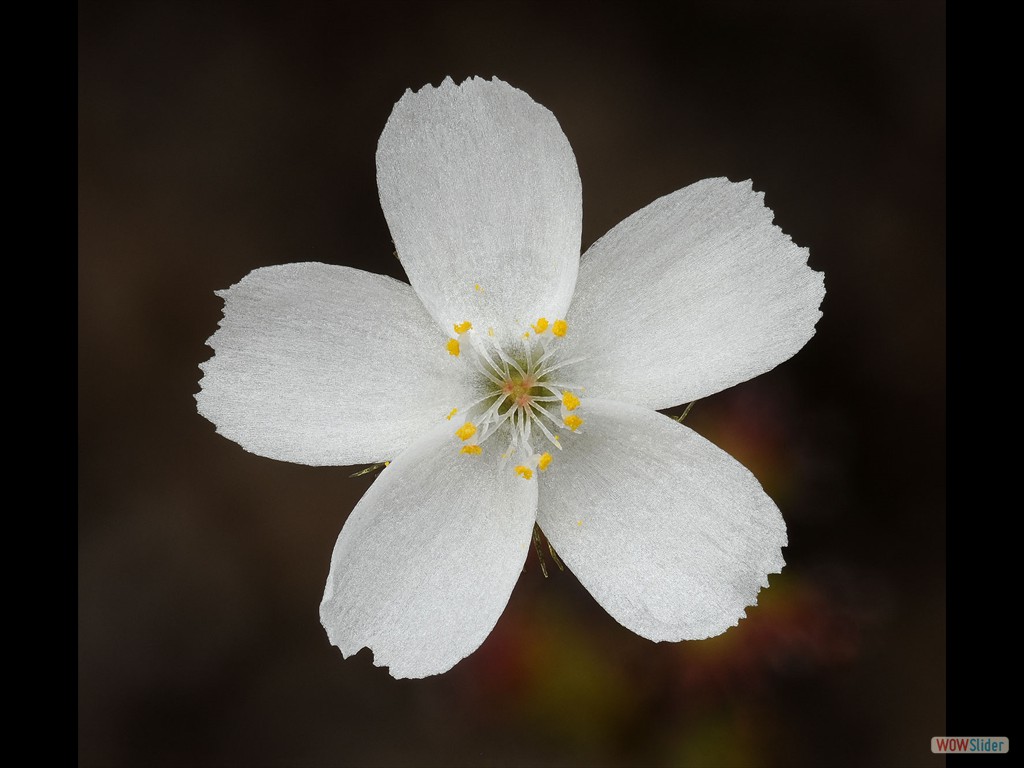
left=501, top=428, right=516, bottom=462
left=531, top=402, right=564, bottom=429
left=524, top=347, right=537, bottom=378
left=474, top=394, right=511, bottom=436
left=539, top=380, right=581, bottom=391
left=533, top=345, right=557, bottom=371
left=442, top=315, right=588, bottom=468
left=465, top=333, right=509, bottom=381
left=524, top=402, right=562, bottom=448
left=535, top=354, right=587, bottom=376
left=563, top=415, right=583, bottom=432
left=458, top=391, right=504, bottom=415
left=512, top=408, right=524, bottom=448
left=484, top=398, right=516, bottom=432
left=491, top=343, right=527, bottom=378
left=466, top=354, right=505, bottom=387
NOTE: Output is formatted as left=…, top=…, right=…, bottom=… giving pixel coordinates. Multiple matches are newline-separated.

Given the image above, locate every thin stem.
left=349, top=462, right=387, bottom=477
left=532, top=524, right=549, bottom=578
left=547, top=539, right=564, bottom=572
left=674, top=400, right=697, bottom=423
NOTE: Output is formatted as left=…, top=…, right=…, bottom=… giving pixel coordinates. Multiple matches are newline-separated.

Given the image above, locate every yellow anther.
left=384, top=461, right=390, bottom=467
left=552, top=319, right=568, bottom=337
left=474, top=283, right=482, bottom=292
left=538, top=452, right=553, bottom=471
left=514, top=465, right=533, bottom=480
left=446, top=338, right=460, bottom=356
left=460, top=444, right=482, bottom=455
left=487, top=327, right=495, bottom=337
left=445, top=408, right=458, bottom=421
left=454, top=320, right=472, bottom=334
left=532, top=317, right=549, bottom=334
left=455, top=422, right=477, bottom=441
left=561, top=391, right=580, bottom=411
left=564, top=415, right=583, bottom=431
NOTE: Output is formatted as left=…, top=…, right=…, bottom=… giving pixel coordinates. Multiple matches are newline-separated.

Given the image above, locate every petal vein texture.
left=197, top=263, right=477, bottom=466
left=377, top=76, right=582, bottom=342
left=537, top=398, right=787, bottom=641
left=562, top=178, right=825, bottom=409
left=320, top=420, right=538, bottom=678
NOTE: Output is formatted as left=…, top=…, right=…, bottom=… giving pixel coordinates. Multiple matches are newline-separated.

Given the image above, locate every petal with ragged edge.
left=377, top=76, right=582, bottom=342
left=561, top=178, right=825, bottom=410
left=537, top=398, right=786, bottom=641
left=197, top=263, right=476, bottom=466
left=320, top=420, right=538, bottom=678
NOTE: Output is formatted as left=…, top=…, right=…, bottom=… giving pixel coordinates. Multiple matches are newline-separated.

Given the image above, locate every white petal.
left=562, top=178, right=824, bottom=409
left=320, top=420, right=537, bottom=678
left=377, top=76, right=581, bottom=341
left=197, top=263, right=476, bottom=466
left=537, top=399, right=786, bottom=641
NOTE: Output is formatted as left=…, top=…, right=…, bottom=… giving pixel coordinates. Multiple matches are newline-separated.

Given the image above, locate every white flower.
left=196, top=76, right=825, bottom=679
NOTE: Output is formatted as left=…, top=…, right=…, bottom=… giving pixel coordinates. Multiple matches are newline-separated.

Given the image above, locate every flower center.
left=443, top=317, right=584, bottom=479
left=500, top=374, right=538, bottom=410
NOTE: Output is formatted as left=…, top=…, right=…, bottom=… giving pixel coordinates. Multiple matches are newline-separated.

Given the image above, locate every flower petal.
left=537, top=398, right=786, bottom=641
left=377, top=76, right=582, bottom=341
left=320, top=420, right=538, bottom=678
left=561, top=178, right=824, bottom=409
left=196, top=263, right=476, bottom=466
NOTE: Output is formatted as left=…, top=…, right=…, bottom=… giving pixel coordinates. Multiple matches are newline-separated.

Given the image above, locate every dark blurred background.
left=78, top=2, right=945, bottom=766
